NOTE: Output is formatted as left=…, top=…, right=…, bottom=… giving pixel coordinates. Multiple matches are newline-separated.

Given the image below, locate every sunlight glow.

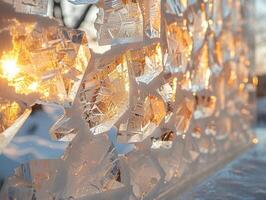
left=1, top=58, right=20, bottom=80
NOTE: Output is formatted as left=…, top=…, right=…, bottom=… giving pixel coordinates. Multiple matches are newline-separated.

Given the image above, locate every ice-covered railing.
left=0, top=0, right=257, bottom=199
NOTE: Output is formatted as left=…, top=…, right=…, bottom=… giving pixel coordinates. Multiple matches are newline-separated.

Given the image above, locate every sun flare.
left=1, top=58, right=20, bottom=80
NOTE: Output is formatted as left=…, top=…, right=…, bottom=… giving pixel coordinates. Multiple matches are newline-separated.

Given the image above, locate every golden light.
left=252, top=138, right=259, bottom=144
left=28, top=82, right=39, bottom=91
left=1, top=58, right=20, bottom=80
left=253, top=76, right=258, bottom=87
left=239, top=83, right=245, bottom=92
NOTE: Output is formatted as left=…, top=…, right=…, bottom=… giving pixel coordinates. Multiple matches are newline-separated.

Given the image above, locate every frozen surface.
left=180, top=128, right=266, bottom=200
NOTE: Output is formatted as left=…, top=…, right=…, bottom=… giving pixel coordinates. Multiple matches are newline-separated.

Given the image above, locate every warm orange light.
left=1, top=58, right=20, bottom=80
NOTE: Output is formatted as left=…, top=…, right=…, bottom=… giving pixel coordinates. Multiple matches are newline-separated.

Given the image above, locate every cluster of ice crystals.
left=0, top=0, right=256, bottom=199
left=0, top=22, right=90, bottom=146
left=1, top=23, right=90, bottom=104
left=80, top=54, right=130, bottom=135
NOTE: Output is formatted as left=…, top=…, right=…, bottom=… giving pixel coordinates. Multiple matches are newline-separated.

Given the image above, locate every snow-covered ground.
left=180, top=127, right=266, bottom=200
left=0, top=105, right=68, bottom=181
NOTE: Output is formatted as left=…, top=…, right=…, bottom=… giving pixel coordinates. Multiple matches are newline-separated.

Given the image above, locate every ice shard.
left=95, top=0, right=143, bottom=46
left=128, top=43, right=163, bottom=84
left=139, top=0, right=161, bottom=38
left=79, top=54, right=129, bottom=135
